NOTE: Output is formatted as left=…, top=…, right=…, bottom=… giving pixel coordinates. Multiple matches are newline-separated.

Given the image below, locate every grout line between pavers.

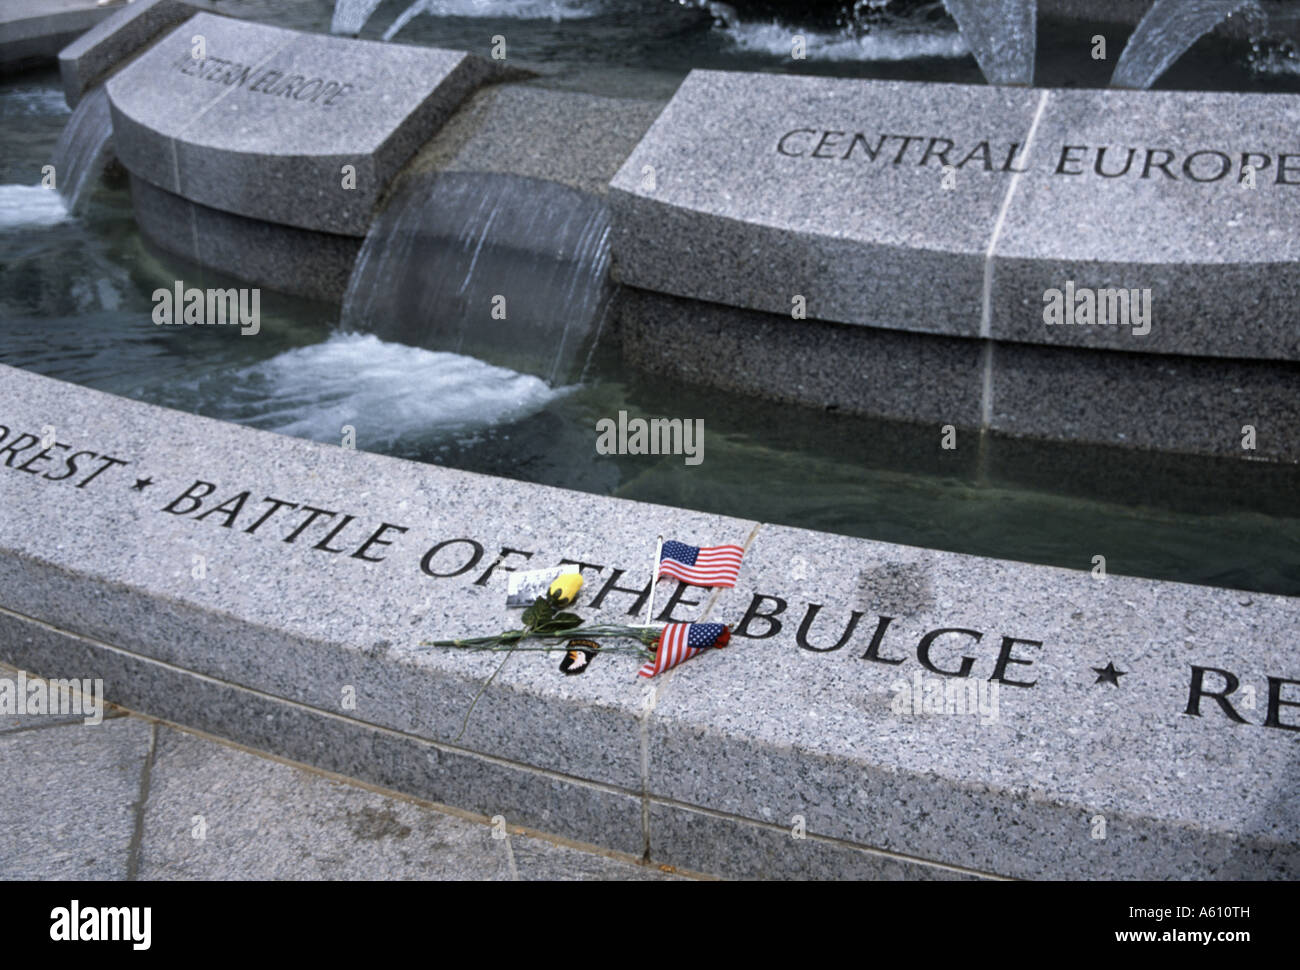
left=124, top=720, right=158, bottom=881
left=0, top=709, right=128, bottom=737
left=143, top=712, right=715, bottom=880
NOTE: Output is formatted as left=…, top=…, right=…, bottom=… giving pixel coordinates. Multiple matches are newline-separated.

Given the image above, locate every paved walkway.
left=0, top=665, right=688, bottom=881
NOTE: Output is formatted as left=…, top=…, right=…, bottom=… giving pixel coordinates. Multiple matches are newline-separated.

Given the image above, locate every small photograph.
left=506, top=565, right=581, bottom=608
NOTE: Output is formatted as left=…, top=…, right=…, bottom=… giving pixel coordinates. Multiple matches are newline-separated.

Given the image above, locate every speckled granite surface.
left=106, top=12, right=500, bottom=236
left=58, top=0, right=201, bottom=107
left=991, top=87, right=1300, bottom=360
left=610, top=70, right=1300, bottom=362
left=129, top=174, right=362, bottom=302
left=1, top=364, right=1295, bottom=878
left=0, top=0, right=119, bottom=73
left=611, top=72, right=1041, bottom=342
left=402, top=85, right=662, bottom=199
left=617, top=288, right=1300, bottom=461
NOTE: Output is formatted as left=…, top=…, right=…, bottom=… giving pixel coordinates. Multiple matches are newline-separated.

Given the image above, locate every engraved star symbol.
left=1092, top=662, right=1126, bottom=686
left=132, top=477, right=155, bottom=491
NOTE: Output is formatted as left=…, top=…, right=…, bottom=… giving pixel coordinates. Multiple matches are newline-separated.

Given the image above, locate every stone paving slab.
left=0, top=610, right=651, bottom=858
left=0, top=665, right=680, bottom=880
left=0, top=364, right=750, bottom=797
left=647, top=523, right=1300, bottom=879
left=0, top=362, right=760, bottom=797
left=0, top=608, right=963, bottom=878
left=106, top=12, right=500, bottom=235
left=0, top=363, right=1296, bottom=879
left=138, top=724, right=677, bottom=880
left=0, top=713, right=150, bottom=880
left=405, top=85, right=663, bottom=197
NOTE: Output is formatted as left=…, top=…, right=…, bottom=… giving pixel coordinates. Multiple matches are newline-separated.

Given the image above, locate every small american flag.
left=658, top=539, right=744, bottom=588
left=638, top=622, right=730, bottom=678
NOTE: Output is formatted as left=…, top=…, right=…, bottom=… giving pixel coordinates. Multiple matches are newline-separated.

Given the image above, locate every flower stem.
left=419, top=624, right=660, bottom=651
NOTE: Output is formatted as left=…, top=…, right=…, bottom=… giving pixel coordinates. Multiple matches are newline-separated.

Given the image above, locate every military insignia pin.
left=560, top=639, right=601, bottom=675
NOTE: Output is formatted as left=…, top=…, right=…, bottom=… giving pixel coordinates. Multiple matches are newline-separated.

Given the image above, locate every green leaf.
left=522, top=595, right=554, bottom=630
left=548, top=612, right=583, bottom=631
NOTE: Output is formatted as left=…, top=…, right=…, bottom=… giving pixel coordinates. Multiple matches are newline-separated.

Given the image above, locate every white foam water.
left=719, top=19, right=967, bottom=61
left=221, top=332, right=565, bottom=448
left=417, top=0, right=598, bottom=17
left=0, top=184, right=69, bottom=228
left=0, top=87, right=70, bottom=118
left=380, top=0, right=599, bottom=40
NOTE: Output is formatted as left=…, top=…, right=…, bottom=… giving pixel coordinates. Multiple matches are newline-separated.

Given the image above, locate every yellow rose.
left=548, top=573, right=584, bottom=606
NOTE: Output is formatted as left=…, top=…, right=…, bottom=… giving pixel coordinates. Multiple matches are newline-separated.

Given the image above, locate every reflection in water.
left=381, top=0, right=601, bottom=42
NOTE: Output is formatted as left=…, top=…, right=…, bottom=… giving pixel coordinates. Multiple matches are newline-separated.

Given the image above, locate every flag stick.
left=644, top=534, right=664, bottom=628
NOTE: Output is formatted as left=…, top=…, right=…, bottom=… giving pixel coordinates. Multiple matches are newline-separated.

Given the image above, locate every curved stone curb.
left=615, top=288, right=1300, bottom=461
left=107, top=12, right=503, bottom=236
left=129, top=173, right=361, bottom=302
left=0, top=363, right=1295, bottom=879
left=610, top=71, right=1300, bottom=362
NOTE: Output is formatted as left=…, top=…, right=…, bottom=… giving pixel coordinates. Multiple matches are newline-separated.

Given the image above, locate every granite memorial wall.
left=0, top=0, right=1294, bottom=880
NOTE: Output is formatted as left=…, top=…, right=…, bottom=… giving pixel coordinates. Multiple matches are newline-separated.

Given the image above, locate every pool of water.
left=2, top=2, right=1299, bottom=597
left=220, top=0, right=1300, bottom=98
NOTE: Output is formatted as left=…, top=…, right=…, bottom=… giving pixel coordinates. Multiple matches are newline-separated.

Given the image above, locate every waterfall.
left=340, top=172, right=615, bottom=386
left=335, top=0, right=602, bottom=38
left=942, top=0, right=1036, bottom=85
left=330, top=0, right=387, bottom=35
left=382, top=1, right=426, bottom=41
left=49, top=86, right=114, bottom=214
left=1112, top=0, right=1258, bottom=89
